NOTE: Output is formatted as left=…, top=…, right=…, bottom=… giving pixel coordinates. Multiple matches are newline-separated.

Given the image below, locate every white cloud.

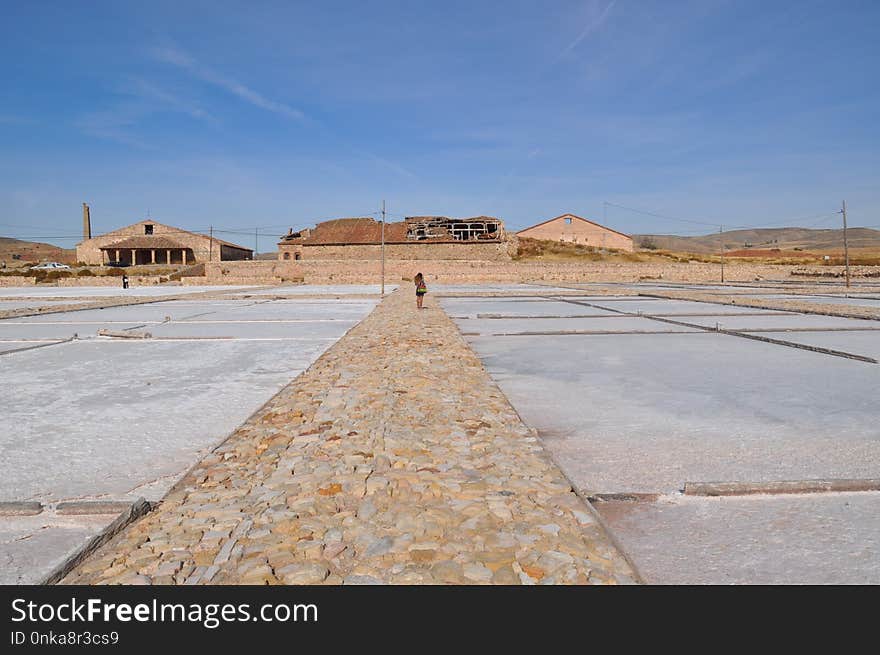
left=151, top=45, right=305, bottom=120
left=125, top=77, right=217, bottom=123
left=74, top=106, right=156, bottom=149
left=559, top=0, right=619, bottom=57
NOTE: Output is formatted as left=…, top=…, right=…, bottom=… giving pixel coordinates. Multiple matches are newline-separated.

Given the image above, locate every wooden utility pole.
left=380, top=200, right=386, bottom=297
left=719, top=224, right=725, bottom=283
left=255, top=227, right=259, bottom=260
left=842, top=200, right=851, bottom=288
left=209, top=225, right=213, bottom=262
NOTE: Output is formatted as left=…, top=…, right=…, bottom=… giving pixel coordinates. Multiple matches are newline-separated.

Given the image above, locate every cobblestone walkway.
left=61, top=290, right=636, bottom=585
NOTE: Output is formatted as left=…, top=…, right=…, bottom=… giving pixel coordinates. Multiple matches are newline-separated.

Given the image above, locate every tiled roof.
left=301, top=218, right=408, bottom=245
left=100, top=236, right=186, bottom=250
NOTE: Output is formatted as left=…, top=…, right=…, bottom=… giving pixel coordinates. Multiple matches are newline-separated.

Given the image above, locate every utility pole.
left=255, top=227, right=259, bottom=260
left=209, top=225, right=213, bottom=262
left=719, top=224, right=725, bottom=283
left=380, top=200, right=386, bottom=297
left=842, top=200, right=851, bottom=288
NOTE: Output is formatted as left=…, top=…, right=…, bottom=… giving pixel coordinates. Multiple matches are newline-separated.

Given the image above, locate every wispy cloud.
left=124, top=77, right=217, bottom=124
left=558, top=0, right=619, bottom=58
left=366, top=153, right=418, bottom=180
left=151, top=45, right=305, bottom=120
left=74, top=105, right=156, bottom=149
left=75, top=77, right=218, bottom=148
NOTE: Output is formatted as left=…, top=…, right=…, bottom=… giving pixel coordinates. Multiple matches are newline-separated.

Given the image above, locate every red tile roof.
left=300, top=218, right=408, bottom=245
left=100, top=236, right=186, bottom=250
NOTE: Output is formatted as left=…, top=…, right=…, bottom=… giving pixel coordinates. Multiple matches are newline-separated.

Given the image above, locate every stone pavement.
left=60, top=289, right=636, bottom=585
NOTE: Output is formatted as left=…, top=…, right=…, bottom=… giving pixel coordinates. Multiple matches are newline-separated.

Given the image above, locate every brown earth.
left=724, top=249, right=817, bottom=258
left=0, top=237, right=75, bottom=265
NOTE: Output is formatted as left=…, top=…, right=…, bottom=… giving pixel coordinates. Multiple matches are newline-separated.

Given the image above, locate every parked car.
left=105, top=261, right=129, bottom=267
left=30, top=262, right=71, bottom=270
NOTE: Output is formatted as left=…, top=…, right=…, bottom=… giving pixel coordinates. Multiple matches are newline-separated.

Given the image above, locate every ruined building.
left=278, top=216, right=516, bottom=261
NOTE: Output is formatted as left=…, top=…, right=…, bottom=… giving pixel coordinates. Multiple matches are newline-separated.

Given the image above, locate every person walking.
left=121, top=273, right=129, bottom=289
left=414, top=272, right=427, bottom=309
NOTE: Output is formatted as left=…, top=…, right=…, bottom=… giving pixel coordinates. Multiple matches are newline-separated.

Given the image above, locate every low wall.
left=56, top=275, right=170, bottom=287
left=0, top=276, right=36, bottom=286
left=791, top=265, right=880, bottom=278
left=289, top=240, right=516, bottom=262
left=200, top=261, right=302, bottom=282
left=192, top=258, right=800, bottom=285
left=296, top=260, right=793, bottom=284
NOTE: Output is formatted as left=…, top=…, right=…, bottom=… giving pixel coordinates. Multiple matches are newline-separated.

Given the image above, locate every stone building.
left=278, top=216, right=516, bottom=261
left=76, top=210, right=252, bottom=266
left=517, top=213, right=633, bottom=252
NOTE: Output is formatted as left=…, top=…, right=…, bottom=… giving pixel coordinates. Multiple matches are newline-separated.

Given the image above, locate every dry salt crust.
left=0, top=515, right=111, bottom=585
left=0, top=293, right=380, bottom=584
left=0, top=285, right=275, bottom=322
left=60, top=289, right=635, bottom=585
left=0, top=299, right=378, bottom=503
left=644, top=289, right=880, bottom=321
left=230, top=284, right=397, bottom=296
left=441, top=284, right=880, bottom=584
left=0, top=285, right=262, bottom=299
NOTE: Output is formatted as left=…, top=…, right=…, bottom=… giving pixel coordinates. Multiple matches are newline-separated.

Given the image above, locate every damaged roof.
left=280, top=215, right=507, bottom=245
left=285, top=218, right=408, bottom=245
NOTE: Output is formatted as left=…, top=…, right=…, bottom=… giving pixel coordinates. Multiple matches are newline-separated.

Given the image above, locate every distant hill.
left=0, top=237, right=76, bottom=265
left=633, top=227, right=880, bottom=254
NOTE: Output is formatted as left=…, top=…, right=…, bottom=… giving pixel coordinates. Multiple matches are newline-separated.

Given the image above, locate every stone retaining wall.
left=292, top=240, right=515, bottom=261
left=56, top=275, right=170, bottom=287
left=194, top=259, right=797, bottom=285
left=0, top=276, right=36, bottom=286
left=791, top=265, right=880, bottom=278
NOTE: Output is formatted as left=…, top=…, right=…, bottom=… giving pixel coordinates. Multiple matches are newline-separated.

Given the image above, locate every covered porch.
left=100, top=237, right=195, bottom=266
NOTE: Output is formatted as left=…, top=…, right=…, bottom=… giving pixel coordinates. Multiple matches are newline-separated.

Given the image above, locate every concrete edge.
left=638, top=291, right=880, bottom=323
left=587, top=492, right=661, bottom=503
left=0, top=501, right=43, bottom=516
left=41, top=498, right=154, bottom=585
left=56, top=501, right=139, bottom=516
left=684, top=479, right=880, bottom=497
left=0, top=337, right=75, bottom=357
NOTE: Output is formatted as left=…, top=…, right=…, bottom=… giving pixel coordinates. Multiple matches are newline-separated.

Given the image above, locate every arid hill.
left=0, top=237, right=76, bottom=265
left=634, top=227, right=880, bottom=254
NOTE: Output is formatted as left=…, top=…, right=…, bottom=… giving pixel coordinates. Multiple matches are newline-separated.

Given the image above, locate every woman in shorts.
left=414, top=272, right=427, bottom=309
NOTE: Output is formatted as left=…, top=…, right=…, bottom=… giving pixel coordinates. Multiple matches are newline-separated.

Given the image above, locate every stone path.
left=60, top=289, right=636, bottom=585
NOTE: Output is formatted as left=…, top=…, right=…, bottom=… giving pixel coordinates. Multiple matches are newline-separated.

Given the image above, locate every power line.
left=603, top=201, right=722, bottom=228
left=604, top=202, right=846, bottom=233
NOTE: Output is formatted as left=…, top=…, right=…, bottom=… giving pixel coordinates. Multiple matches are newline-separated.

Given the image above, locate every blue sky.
left=1, top=0, right=878, bottom=248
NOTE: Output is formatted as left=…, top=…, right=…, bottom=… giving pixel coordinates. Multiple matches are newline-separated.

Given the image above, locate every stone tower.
left=82, top=203, right=91, bottom=240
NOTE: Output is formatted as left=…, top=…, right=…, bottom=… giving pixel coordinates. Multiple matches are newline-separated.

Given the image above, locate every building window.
left=144, top=224, right=154, bottom=235
left=564, top=217, right=572, bottom=224
left=294, top=253, right=301, bottom=261
left=283, top=252, right=291, bottom=260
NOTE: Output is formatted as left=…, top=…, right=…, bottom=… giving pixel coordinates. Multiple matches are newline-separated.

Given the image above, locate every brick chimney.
left=82, top=203, right=91, bottom=240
